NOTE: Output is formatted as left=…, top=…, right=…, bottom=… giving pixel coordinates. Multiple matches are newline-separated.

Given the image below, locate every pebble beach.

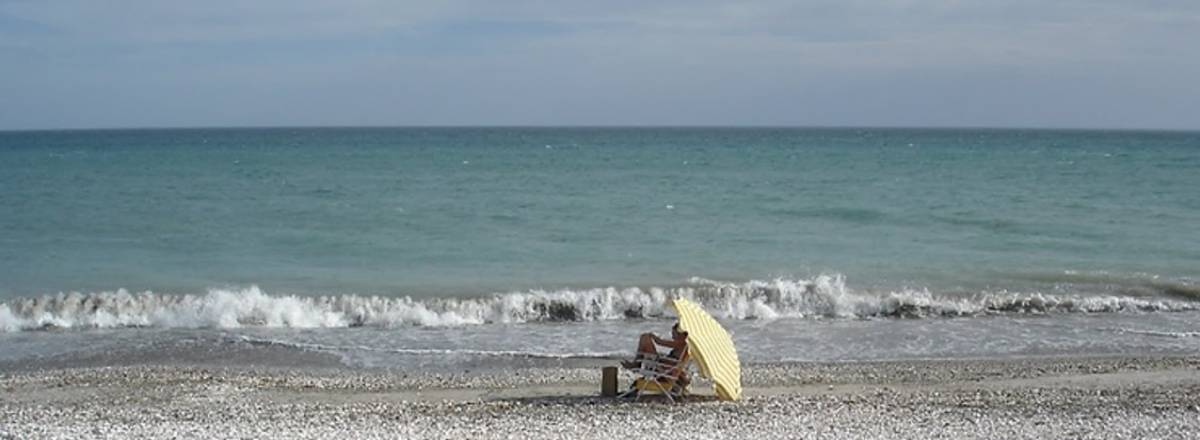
left=3, top=355, right=1199, bottom=439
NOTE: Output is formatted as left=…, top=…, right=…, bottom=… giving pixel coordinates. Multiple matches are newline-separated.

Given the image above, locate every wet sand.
left=2, top=355, right=1199, bottom=439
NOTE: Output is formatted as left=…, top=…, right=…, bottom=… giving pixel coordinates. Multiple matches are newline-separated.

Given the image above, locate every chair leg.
left=618, top=381, right=637, bottom=399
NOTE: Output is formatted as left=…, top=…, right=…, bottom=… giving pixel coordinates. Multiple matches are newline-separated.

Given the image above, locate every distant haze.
left=2, top=1, right=1198, bottom=130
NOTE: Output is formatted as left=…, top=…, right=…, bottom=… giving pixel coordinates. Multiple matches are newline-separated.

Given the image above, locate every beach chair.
left=619, top=351, right=692, bottom=403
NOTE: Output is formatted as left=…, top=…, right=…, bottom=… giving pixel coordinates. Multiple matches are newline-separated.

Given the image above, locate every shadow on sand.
left=489, top=394, right=722, bottom=406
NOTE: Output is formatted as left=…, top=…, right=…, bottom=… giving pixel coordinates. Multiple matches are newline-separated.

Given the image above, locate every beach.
left=3, top=355, right=1198, bottom=439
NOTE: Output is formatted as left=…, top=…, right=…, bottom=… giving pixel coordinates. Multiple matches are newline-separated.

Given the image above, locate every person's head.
left=671, top=322, right=688, bottom=340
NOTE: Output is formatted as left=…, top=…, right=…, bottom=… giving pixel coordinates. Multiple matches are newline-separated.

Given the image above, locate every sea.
left=1, top=127, right=1198, bottom=371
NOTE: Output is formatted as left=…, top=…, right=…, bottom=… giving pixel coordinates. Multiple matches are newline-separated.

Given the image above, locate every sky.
left=1, top=1, right=1198, bottom=130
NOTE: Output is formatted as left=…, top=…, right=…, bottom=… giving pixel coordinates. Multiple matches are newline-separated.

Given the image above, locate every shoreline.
left=3, top=355, right=1199, bottom=439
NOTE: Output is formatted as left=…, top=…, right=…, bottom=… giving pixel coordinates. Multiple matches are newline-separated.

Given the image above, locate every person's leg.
left=636, top=333, right=656, bottom=355
left=622, top=333, right=658, bottom=369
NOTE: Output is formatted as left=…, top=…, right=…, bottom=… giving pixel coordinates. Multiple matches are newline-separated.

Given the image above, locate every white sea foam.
left=1, top=275, right=1197, bottom=332
left=0, top=304, right=24, bottom=332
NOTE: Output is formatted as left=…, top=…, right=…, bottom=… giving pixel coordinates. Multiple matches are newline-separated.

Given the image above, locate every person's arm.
left=649, top=333, right=670, bottom=346
left=651, top=334, right=685, bottom=350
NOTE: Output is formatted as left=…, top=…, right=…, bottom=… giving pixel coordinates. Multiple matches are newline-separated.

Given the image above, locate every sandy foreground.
left=2, top=355, right=1200, bottom=439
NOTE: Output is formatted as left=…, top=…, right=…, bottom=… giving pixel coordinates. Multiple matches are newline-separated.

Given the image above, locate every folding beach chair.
left=619, top=351, right=692, bottom=403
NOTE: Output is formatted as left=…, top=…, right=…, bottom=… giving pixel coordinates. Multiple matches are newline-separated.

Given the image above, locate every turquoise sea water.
left=1, top=128, right=1198, bottom=368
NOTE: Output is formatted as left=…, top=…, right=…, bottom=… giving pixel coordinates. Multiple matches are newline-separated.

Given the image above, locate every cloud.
left=1, top=0, right=1198, bottom=129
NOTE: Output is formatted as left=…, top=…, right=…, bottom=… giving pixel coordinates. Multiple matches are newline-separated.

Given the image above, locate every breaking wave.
left=1, top=275, right=1198, bottom=332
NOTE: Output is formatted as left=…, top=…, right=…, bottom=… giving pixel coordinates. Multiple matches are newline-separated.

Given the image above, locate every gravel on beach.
left=3, top=356, right=1200, bottom=439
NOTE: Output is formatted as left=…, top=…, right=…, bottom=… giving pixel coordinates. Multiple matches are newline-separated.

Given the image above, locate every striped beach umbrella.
left=672, top=298, right=742, bottom=401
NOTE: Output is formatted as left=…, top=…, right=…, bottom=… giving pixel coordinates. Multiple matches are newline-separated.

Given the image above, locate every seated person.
left=622, top=322, right=689, bottom=375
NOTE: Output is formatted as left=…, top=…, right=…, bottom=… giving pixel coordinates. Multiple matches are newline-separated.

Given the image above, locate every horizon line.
left=2, top=124, right=1198, bottom=134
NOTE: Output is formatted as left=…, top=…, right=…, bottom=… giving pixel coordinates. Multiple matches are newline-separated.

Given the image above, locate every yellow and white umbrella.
left=672, top=298, right=742, bottom=401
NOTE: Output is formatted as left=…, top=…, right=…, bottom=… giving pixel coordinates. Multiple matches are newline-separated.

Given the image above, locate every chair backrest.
left=637, top=349, right=691, bottom=380
left=672, top=348, right=691, bottom=375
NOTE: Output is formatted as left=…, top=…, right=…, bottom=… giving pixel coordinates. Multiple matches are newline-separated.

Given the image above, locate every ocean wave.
left=1011, top=270, right=1200, bottom=299
left=232, top=334, right=627, bottom=360
left=1097, top=327, right=1200, bottom=339
left=1, top=275, right=1197, bottom=332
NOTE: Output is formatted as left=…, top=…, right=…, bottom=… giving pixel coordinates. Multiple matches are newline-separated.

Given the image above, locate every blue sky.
left=1, top=1, right=1198, bottom=130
